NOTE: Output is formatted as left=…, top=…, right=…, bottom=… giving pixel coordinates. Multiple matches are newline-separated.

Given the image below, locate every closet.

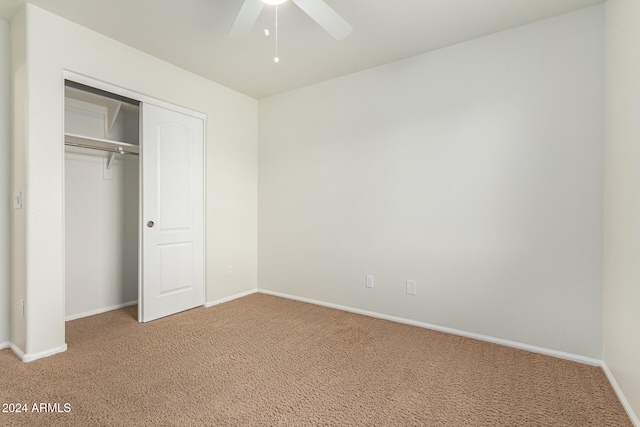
left=64, top=81, right=140, bottom=321
left=63, top=75, right=205, bottom=323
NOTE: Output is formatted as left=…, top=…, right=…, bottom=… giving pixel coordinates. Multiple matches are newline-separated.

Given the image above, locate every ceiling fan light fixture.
left=230, top=0, right=352, bottom=41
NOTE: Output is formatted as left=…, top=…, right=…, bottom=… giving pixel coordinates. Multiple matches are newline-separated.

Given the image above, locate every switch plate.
left=365, top=275, right=374, bottom=288
left=13, top=191, right=22, bottom=209
left=406, top=280, right=416, bottom=295
left=226, top=265, right=232, bottom=276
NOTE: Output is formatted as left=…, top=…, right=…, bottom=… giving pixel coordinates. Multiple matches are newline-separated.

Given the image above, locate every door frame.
left=62, top=70, right=207, bottom=322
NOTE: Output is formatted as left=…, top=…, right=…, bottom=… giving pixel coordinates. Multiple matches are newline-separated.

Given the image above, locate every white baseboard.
left=65, top=300, right=138, bottom=321
left=11, top=342, right=68, bottom=362
left=257, top=289, right=602, bottom=366
left=602, top=362, right=640, bottom=426
left=205, top=289, right=257, bottom=307
left=0, top=341, right=9, bottom=350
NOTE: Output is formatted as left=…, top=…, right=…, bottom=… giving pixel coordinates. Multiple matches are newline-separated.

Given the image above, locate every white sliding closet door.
left=140, top=103, right=205, bottom=322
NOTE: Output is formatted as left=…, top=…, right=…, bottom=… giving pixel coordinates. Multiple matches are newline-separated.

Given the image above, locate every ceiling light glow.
left=262, top=0, right=287, bottom=5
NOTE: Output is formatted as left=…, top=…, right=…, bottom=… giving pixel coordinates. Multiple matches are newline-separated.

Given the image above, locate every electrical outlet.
left=226, top=265, right=232, bottom=276
left=365, top=275, right=374, bottom=288
left=406, top=280, right=416, bottom=296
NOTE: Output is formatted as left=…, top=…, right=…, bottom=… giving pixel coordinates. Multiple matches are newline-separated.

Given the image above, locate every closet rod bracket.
left=106, top=148, right=124, bottom=170
left=106, top=152, right=116, bottom=170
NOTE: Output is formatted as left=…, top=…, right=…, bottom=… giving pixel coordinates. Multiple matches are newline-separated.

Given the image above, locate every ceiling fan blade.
left=292, top=0, right=352, bottom=40
left=228, top=0, right=265, bottom=39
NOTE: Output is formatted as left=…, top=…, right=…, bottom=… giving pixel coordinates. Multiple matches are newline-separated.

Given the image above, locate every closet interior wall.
left=64, top=83, right=140, bottom=320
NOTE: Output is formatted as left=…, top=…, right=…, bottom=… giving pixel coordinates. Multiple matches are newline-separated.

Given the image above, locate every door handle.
left=147, top=221, right=155, bottom=228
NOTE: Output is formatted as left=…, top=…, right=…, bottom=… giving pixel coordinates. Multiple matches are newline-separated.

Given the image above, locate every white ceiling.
left=0, top=0, right=603, bottom=99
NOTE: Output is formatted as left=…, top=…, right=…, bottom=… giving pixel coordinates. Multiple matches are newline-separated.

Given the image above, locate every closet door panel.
left=140, top=103, right=205, bottom=322
left=158, top=123, right=193, bottom=230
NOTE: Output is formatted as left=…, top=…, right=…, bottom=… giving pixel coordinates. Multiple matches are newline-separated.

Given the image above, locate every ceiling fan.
left=229, top=0, right=353, bottom=40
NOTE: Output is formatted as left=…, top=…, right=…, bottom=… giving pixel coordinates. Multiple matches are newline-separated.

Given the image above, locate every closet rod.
left=65, top=142, right=139, bottom=155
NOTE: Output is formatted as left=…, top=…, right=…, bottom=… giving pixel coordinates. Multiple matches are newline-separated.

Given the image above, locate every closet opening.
left=62, top=71, right=206, bottom=325
left=64, top=79, right=141, bottom=321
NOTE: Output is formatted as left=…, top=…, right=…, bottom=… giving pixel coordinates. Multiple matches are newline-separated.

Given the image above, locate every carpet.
left=0, top=293, right=632, bottom=426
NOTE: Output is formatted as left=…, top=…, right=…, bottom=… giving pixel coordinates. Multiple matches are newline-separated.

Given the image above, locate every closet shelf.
left=64, top=133, right=139, bottom=155
left=65, top=85, right=136, bottom=134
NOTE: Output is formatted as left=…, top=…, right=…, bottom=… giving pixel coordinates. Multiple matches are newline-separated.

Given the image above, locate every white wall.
left=0, top=17, right=10, bottom=347
left=259, top=6, right=604, bottom=358
left=10, top=8, right=27, bottom=353
left=65, top=150, right=138, bottom=319
left=12, top=4, right=257, bottom=357
left=604, top=0, right=640, bottom=423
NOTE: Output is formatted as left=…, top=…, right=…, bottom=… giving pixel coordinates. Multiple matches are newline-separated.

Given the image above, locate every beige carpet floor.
left=0, top=293, right=632, bottom=426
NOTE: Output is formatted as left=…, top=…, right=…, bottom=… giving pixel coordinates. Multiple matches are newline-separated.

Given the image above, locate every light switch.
left=13, top=191, right=23, bottom=209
